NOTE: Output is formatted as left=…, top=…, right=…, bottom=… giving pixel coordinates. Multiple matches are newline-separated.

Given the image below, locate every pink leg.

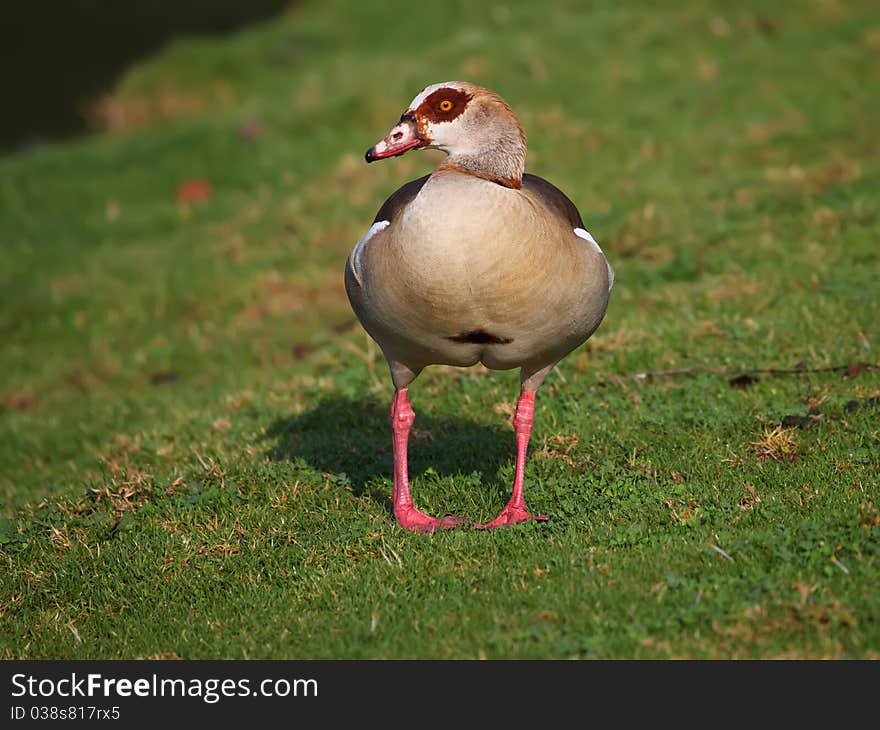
left=477, top=389, right=549, bottom=529
left=391, top=389, right=466, bottom=533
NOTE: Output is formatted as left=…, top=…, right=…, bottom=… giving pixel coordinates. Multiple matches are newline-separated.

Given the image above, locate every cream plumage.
left=345, top=81, right=613, bottom=531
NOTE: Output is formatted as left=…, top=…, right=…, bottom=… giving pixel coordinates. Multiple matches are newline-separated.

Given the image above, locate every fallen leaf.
left=846, top=363, right=868, bottom=377
left=176, top=179, right=213, bottom=203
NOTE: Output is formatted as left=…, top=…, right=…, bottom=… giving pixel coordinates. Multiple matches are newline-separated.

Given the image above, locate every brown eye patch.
left=418, top=87, right=472, bottom=123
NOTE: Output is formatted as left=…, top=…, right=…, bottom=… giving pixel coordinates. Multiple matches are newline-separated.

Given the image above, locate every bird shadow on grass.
left=263, top=395, right=514, bottom=515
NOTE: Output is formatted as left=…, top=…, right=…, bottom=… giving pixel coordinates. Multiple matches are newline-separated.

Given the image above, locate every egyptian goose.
left=345, top=82, right=613, bottom=532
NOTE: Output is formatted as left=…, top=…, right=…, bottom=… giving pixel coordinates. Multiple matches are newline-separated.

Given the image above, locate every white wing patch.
left=574, top=227, right=614, bottom=292
left=574, top=227, right=602, bottom=254
left=350, top=220, right=389, bottom=285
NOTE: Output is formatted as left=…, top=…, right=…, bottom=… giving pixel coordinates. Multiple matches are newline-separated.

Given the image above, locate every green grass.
left=1, top=0, right=879, bottom=659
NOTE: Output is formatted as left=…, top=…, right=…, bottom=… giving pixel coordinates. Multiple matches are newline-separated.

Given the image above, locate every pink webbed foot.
left=389, top=388, right=470, bottom=533
left=476, top=503, right=549, bottom=529
left=476, top=389, right=550, bottom=529
left=395, top=506, right=470, bottom=534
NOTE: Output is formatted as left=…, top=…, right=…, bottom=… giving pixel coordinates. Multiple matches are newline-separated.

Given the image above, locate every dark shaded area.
left=446, top=330, right=512, bottom=345
left=780, top=414, right=820, bottom=430
left=728, top=373, right=758, bottom=389
left=0, top=0, right=290, bottom=152
left=149, top=371, right=179, bottom=386
left=780, top=396, right=879, bottom=429
left=264, top=396, right=514, bottom=512
left=844, top=396, right=880, bottom=413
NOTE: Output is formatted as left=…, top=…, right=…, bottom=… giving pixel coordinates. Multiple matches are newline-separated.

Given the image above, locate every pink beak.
left=365, top=115, right=423, bottom=162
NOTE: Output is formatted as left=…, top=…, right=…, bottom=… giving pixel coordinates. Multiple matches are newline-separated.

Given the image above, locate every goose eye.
left=438, top=99, right=453, bottom=112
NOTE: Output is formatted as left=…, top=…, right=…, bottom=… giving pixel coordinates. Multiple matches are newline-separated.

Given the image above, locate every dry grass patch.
left=752, top=425, right=799, bottom=462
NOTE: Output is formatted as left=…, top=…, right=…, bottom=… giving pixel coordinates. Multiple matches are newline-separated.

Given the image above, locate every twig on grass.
left=631, top=362, right=878, bottom=382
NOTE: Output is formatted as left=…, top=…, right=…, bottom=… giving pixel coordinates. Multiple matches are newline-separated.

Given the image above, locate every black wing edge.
left=373, top=174, right=432, bottom=224
left=522, top=173, right=585, bottom=229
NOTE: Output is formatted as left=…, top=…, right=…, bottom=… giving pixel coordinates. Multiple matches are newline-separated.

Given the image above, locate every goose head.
left=365, top=81, right=527, bottom=189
